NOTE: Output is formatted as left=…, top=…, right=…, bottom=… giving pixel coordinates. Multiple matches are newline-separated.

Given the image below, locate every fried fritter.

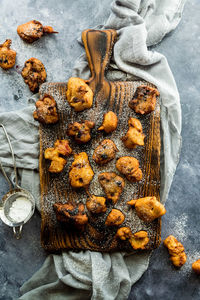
left=98, top=111, right=118, bottom=133
left=54, top=202, right=88, bottom=230
left=116, top=156, right=142, bottom=182
left=0, top=39, right=16, bottom=69
left=69, top=152, right=94, bottom=188
left=164, top=235, right=187, bottom=268
left=86, top=194, right=107, bottom=214
left=98, top=172, right=125, bottom=204
left=66, top=77, right=93, bottom=111
left=33, top=94, right=58, bottom=124
left=192, top=259, right=200, bottom=275
left=17, top=20, right=58, bottom=43
left=105, top=209, right=125, bottom=226
left=122, top=118, right=145, bottom=149
left=93, top=139, right=118, bottom=165
left=21, top=57, right=46, bottom=92
left=127, top=196, right=166, bottom=222
left=67, top=120, right=95, bottom=143
left=116, top=227, right=132, bottom=240
left=129, top=85, right=159, bottom=115
left=44, top=140, right=72, bottom=173
left=129, top=231, right=149, bottom=250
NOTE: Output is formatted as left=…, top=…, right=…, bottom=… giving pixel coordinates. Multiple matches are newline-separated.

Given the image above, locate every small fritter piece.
left=86, top=195, right=107, bottom=214
left=98, top=111, right=118, bottom=133
left=122, top=118, right=145, bottom=149
left=192, top=260, right=200, bottom=275
left=0, top=40, right=16, bottom=69
left=54, top=202, right=88, bottom=230
left=129, top=85, right=159, bottom=115
left=129, top=231, right=149, bottom=250
left=17, top=20, right=58, bottom=43
left=127, top=196, right=166, bottom=222
left=21, top=58, right=46, bottom=92
left=44, top=140, right=72, bottom=173
left=33, top=94, right=58, bottom=124
left=98, top=172, right=125, bottom=204
left=93, top=139, right=118, bottom=165
left=67, top=120, right=95, bottom=143
left=69, top=152, right=94, bottom=188
left=116, top=227, right=132, bottom=241
left=116, top=156, right=142, bottom=182
left=164, top=235, right=187, bottom=268
left=66, top=77, right=93, bottom=112
left=105, top=209, right=125, bottom=226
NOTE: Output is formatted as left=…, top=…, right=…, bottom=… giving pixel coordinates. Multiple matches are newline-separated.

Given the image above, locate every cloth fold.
left=0, top=0, right=186, bottom=299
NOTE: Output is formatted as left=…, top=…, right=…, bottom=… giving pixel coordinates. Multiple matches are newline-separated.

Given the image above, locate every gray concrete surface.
left=0, top=0, right=200, bottom=299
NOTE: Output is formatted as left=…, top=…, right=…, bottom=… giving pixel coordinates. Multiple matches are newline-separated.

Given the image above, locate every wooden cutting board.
left=39, top=29, right=161, bottom=252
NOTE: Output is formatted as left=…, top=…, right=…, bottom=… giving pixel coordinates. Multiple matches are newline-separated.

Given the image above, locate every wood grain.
left=39, top=29, right=161, bottom=252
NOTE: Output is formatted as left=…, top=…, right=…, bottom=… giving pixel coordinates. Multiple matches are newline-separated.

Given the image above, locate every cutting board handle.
left=82, top=29, right=117, bottom=99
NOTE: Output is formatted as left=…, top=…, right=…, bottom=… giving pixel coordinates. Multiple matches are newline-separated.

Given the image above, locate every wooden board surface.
left=39, top=29, right=161, bottom=252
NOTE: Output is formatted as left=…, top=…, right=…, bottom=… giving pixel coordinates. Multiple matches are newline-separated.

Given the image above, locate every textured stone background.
left=0, top=0, right=200, bottom=299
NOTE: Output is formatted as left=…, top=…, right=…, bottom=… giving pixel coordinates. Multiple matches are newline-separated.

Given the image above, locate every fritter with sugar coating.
left=129, top=231, right=149, bottom=250
left=192, top=259, right=200, bottom=275
left=122, top=118, right=145, bottom=149
left=127, top=196, right=166, bottom=222
left=93, top=139, right=118, bottom=165
left=86, top=194, right=107, bottom=214
left=67, top=120, right=95, bottom=143
left=98, top=172, right=125, bottom=204
left=69, top=152, right=94, bottom=188
left=164, top=235, right=187, bottom=268
left=66, top=77, right=93, bottom=111
left=44, top=140, right=72, bottom=173
left=98, top=111, right=118, bottom=133
left=105, top=209, right=125, bottom=226
left=33, top=94, right=58, bottom=124
left=116, top=156, right=142, bottom=182
left=0, top=39, right=16, bottom=69
left=116, top=227, right=132, bottom=241
left=129, top=85, right=159, bottom=115
left=17, top=20, right=58, bottom=43
left=21, top=58, right=46, bottom=92
left=54, top=202, right=88, bottom=230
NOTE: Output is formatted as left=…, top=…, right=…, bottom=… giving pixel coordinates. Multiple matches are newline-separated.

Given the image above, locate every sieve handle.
left=0, top=124, right=19, bottom=189
left=13, top=225, right=23, bottom=239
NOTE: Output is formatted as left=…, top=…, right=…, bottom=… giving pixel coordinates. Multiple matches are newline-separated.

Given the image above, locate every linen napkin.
left=0, top=0, right=186, bottom=299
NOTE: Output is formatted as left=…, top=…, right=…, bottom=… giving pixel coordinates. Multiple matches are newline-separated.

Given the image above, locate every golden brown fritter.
left=86, top=194, right=107, bottom=214
left=98, top=172, right=125, bottom=204
left=17, top=20, right=58, bottom=43
left=127, top=196, right=166, bottom=222
left=164, top=235, right=187, bottom=268
left=66, top=77, right=93, bottom=111
left=116, top=227, right=132, bottom=240
left=98, top=111, right=118, bottom=133
left=105, top=209, right=125, bottom=226
left=129, top=85, right=159, bottom=115
left=122, top=118, right=145, bottom=149
left=67, top=120, right=95, bottom=143
left=44, top=140, right=72, bottom=173
left=129, top=231, right=149, bottom=250
left=33, top=94, right=58, bottom=124
left=192, top=259, right=200, bottom=275
left=93, top=139, right=118, bottom=165
left=0, top=39, right=16, bottom=69
left=69, top=152, right=94, bottom=188
left=116, top=156, right=142, bottom=182
left=21, top=58, right=46, bottom=92
left=53, top=202, right=88, bottom=230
